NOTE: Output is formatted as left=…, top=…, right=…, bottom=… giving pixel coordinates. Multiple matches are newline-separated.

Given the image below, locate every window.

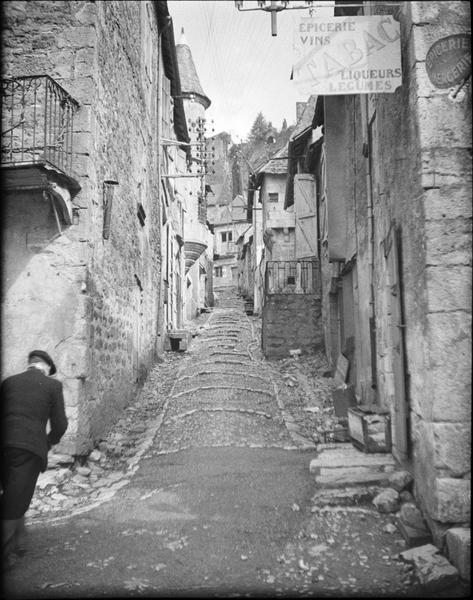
left=215, top=266, right=223, bottom=277
left=221, top=231, right=233, bottom=242
left=137, top=203, right=146, bottom=227
left=268, top=192, right=279, bottom=203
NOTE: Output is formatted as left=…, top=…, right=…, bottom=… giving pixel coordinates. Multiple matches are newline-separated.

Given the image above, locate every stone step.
left=310, top=443, right=396, bottom=472
left=310, top=443, right=397, bottom=489
left=311, top=485, right=383, bottom=506
left=315, top=467, right=393, bottom=488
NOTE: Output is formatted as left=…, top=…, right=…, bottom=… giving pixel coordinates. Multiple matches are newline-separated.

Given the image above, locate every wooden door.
left=294, top=174, right=318, bottom=259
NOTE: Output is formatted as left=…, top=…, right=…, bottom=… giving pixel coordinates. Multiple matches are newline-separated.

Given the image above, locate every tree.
left=247, top=112, right=270, bottom=144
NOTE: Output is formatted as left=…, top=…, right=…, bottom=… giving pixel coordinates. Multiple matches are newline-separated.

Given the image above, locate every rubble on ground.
left=400, top=544, right=460, bottom=591
left=30, top=351, right=184, bottom=519
left=446, top=527, right=471, bottom=582
left=269, top=348, right=341, bottom=445
left=373, top=488, right=401, bottom=513
left=388, top=470, right=414, bottom=492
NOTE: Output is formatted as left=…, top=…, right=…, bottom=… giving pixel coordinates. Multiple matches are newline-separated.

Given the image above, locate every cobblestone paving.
left=155, top=294, right=295, bottom=454
left=5, top=288, right=468, bottom=598
left=31, top=288, right=340, bottom=523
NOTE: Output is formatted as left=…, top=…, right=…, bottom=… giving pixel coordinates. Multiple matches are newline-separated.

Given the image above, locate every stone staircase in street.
left=309, top=442, right=470, bottom=592
left=309, top=443, right=396, bottom=489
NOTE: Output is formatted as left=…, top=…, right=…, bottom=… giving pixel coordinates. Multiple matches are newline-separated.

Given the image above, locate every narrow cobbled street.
left=3, top=289, right=465, bottom=598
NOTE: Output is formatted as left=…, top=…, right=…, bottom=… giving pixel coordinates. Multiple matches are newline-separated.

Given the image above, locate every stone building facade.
left=249, top=145, right=295, bottom=316
left=236, top=225, right=253, bottom=300
left=210, top=195, right=248, bottom=289
left=1, top=0, right=189, bottom=454
left=175, top=30, right=214, bottom=319
left=286, top=0, right=471, bottom=550
left=249, top=141, right=323, bottom=358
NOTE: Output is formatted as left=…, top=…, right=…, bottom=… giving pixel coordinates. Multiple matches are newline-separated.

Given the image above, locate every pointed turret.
left=176, top=28, right=211, bottom=109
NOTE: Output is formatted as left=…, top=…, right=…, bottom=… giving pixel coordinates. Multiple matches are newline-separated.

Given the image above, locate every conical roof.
left=176, top=28, right=211, bottom=109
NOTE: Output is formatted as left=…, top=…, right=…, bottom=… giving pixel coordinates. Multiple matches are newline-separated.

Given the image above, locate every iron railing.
left=1, top=75, right=79, bottom=174
left=265, top=260, right=320, bottom=295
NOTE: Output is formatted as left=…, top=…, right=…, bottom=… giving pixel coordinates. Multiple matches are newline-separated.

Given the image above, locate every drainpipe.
left=362, top=95, right=377, bottom=397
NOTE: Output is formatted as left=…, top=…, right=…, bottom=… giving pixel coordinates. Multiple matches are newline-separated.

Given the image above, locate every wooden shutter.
left=294, top=174, right=318, bottom=259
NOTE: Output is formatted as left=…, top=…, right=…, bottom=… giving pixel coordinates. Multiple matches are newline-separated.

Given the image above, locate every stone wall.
left=402, top=1, right=471, bottom=526
left=1, top=1, right=163, bottom=453
left=85, top=1, right=161, bottom=446
left=262, top=294, right=323, bottom=359
left=320, top=0, right=471, bottom=527
left=1, top=189, right=89, bottom=454
left=368, top=1, right=471, bottom=526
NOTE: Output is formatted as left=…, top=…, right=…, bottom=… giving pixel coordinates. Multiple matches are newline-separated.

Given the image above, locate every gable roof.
left=290, top=95, right=318, bottom=142
left=256, top=143, right=289, bottom=176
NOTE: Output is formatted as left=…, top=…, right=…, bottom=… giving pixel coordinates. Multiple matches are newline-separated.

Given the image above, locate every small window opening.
left=137, top=203, right=146, bottom=226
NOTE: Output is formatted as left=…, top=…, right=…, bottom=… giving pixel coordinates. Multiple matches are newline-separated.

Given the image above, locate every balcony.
left=1, top=75, right=79, bottom=178
left=265, top=260, right=320, bottom=295
left=184, top=240, right=207, bottom=274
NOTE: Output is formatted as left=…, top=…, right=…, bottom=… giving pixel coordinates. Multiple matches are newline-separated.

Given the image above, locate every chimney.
left=296, top=102, right=306, bottom=121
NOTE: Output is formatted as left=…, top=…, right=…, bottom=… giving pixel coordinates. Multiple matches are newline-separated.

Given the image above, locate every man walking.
left=1, top=350, right=68, bottom=570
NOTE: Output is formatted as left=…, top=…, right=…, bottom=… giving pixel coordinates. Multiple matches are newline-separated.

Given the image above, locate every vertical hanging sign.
left=293, top=15, right=402, bottom=95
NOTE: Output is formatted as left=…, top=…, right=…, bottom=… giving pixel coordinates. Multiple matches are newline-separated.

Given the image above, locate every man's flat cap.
left=28, top=350, right=57, bottom=375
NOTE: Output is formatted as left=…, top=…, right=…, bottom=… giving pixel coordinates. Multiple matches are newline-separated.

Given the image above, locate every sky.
left=167, top=0, right=311, bottom=143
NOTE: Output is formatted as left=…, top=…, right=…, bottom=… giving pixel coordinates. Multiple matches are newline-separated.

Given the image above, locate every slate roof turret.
left=176, top=28, right=211, bottom=109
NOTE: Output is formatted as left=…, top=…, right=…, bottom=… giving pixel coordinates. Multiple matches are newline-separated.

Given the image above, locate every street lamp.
left=234, top=1, right=313, bottom=36
left=234, top=2, right=401, bottom=36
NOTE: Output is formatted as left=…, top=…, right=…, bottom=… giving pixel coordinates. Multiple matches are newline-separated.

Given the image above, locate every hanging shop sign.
left=293, top=15, right=402, bottom=95
left=425, top=34, right=471, bottom=88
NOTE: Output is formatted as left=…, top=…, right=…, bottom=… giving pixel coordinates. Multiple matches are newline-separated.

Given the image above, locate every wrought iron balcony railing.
left=265, top=260, right=320, bottom=295
left=1, top=75, right=79, bottom=175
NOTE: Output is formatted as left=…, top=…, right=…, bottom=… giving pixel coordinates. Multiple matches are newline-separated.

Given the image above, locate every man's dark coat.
left=1, top=368, right=68, bottom=471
